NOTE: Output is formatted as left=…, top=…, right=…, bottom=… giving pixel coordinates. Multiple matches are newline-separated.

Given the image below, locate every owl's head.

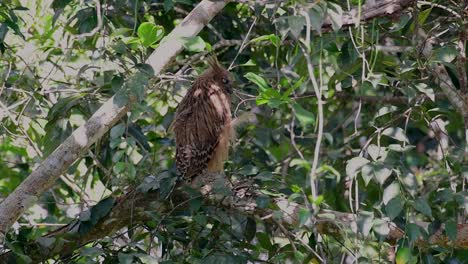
left=206, top=56, right=233, bottom=94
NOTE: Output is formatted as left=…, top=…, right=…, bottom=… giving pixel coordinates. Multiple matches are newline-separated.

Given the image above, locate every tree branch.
left=0, top=176, right=466, bottom=263
left=322, top=0, right=416, bottom=30
left=0, top=0, right=229, bottom=243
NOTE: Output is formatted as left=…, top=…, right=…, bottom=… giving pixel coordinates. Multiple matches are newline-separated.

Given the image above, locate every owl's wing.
left=173, top=84, right=225, bottom=182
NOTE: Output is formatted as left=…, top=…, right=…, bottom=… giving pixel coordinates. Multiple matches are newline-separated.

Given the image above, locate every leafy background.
left=0, top=0, right=466, bottom=263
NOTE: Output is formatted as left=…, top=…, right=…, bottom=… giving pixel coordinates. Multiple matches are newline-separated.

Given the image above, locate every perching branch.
left=322, top=0, right=416, bottom=31
left=0, top=176, right=466, bottom=263
left=0, top=0, right=229, bottom=243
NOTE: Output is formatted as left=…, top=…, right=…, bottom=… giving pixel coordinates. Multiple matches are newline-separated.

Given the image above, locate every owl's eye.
left=222, top=78, right=229, bottom=84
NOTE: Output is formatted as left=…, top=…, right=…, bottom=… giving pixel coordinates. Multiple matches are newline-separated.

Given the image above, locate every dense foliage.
left=0, top=0, right=466, bottom=263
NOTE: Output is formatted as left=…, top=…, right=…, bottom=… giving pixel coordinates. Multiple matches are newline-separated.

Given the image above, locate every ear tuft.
left=207, top=56, right=225, bottom=72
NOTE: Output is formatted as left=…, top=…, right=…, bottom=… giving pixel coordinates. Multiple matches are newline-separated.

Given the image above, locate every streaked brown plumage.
left=172, top=58, right=233, bottom=183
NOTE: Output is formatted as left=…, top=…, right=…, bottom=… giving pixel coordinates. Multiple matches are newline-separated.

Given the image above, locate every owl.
left=172, top=57, right=233, bottom=183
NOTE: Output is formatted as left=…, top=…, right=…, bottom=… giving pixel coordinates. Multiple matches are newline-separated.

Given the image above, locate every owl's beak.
left=226, top=84, right=233, bottom=94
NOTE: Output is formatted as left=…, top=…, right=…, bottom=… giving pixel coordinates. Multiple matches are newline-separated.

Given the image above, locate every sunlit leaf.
left=137, top=22, right=164, bottom=48
left=293, top=103, right=315, bottom=127
left=383, top=182, right=400, bottom=205
left=382, top=127, right=409, bottom=143
left=396, top=247, right=412, bottom=264
left=414, top=83, right=435, bottom=101
left=245, top=72, right=270, bottom=91
left=373, top=218, right=390, bottom=236
left=346, top=157, right=369, bottom=179
left=328, top=2, right=343, bottom=31
left=357, top=211, right=374, bottom=236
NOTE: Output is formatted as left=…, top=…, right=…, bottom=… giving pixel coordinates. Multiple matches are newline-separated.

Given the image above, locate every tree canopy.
left=0, top=0, right=467, bottom=263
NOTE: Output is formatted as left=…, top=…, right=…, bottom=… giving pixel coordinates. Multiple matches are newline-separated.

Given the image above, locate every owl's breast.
left=208, top=89, right=231, bottom=122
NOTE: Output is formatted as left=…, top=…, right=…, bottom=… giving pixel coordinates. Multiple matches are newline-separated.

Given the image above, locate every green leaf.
left=282, top=78, right=303, bottom=98
left=413, top=197, right=432, bottom=218
left=256, top=88, right=288, bottom=108
left=327, top=2, right=343, bottom=31
left=137, top=22, right=164, bottom=48
left=119, top=70, right=151, bottom=103
left=294, top=251, right=305, bottom=262
left=383, top=182, right=400, bottom=205
left=434, top=46, right=458, bottom=63
left=346, top=157, right=369, bottom=179
left=374, top=106, right=399, bottom=119
left=256, top=195, right=270, bottom=208
left=81, top=247, right=104, bottom=257
left=182, top=36, right=206, bottom=52
left=239, top=59, right=256, bottom=67
left=374, top=163, right=392, bottom=185
left=307, top=3, right=325, bottom=33
left=250, top=34, right=281, bottom=47
left=90, top=197, right=115, bottom=225
left=409, top=8, right=432, bottom=32
left=367, top=144, right=388, bottom=161
left=37, top=237, right=56, bottom=249
left=43, top=119, right=72, bottom=156
left=245, top=72, right=270, bottom=91
left=444, top=220, right=457, bottom=241
left=362, top=162, right=392, bottom=185
left=406, top=223, right=421, bottom=244
left=382, top=127, right=409, bottom=143
left=289, top=158, right=311, bottom=171
left=293, top=103, right=315, bottom=127
left=114, top=162, right=126, bottom=174
left=328, top=60, right=362, bottom=90
left=414, top=83, right=435, bottom=101
left=189, top=198, right=202, bottom=213
left=52, top=0, right=73, bottom=10
left=361, top=164, right=374, bottom=186
left=257, top=232, right=272, bottom=250
left=47, top=94, right=84, bottom=124
left=288, top=16, right=306, bottom=39
left=396, top=247, right=411, bottom=264
left=386, top=196, right=404, bottom=220
left=163, top=0, right=174, bottom=11
left=373, top=218, right=390, bottom=236
left=118, top=253, right=134, bottom=264
left=357, top=211, right=374, bottom=236
left=194, top=214, right=207, bottom=226
left=110, top=123, right=126, bottom=139
left=244, top=217, right=256, bottom=241
left=275, top=16, right=305, bottom=39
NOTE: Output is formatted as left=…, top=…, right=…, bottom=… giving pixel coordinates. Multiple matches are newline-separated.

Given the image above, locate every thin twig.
left=229, top=16, right=257, bottom=70
left=75, top=0, right=102, bottom=39
left=299, top=10, right=324, bottom=208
